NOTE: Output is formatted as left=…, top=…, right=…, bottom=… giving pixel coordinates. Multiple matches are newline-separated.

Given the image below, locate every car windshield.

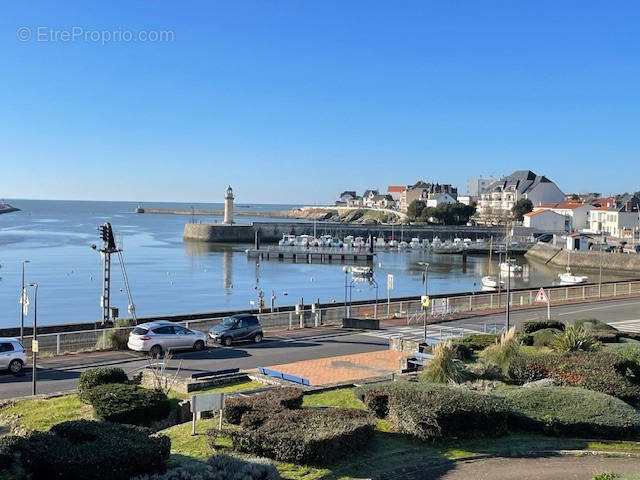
left=220, top=317, right=238, bottom=327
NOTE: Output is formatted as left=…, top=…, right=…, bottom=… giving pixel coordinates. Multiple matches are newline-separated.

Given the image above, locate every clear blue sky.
left=2, top=1, right=639, bottom=204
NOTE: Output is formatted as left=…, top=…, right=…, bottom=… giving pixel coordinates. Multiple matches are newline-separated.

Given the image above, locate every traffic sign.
left=387, top=274, right=394, bottom=290
left=31, top=340, right=39, bottom=353
left=535, top=288, right=548, bottom=303
left=421, top=295, right=430, bottom=308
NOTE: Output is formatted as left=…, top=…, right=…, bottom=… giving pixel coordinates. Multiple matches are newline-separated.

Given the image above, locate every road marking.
left=608, top=319, right=640, bottom=332
left=556, top=301, right=640, bottom=316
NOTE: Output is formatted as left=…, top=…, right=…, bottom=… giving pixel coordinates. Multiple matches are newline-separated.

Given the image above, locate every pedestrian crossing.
left=607, top=319, right=640, bottom=333
left=361, top=325, right=483, bottom=342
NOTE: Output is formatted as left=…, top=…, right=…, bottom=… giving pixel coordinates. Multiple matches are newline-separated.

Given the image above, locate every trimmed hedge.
left=223, top=387, right=303, bottom=424
left=78, top=367, right=128, bottom=401
left=521, top=320, right=565, bottom=334
left=131, top=454, right=281, bottom=480
left=0, top=435, right=21, bottom=471
left=217, top=408, right=375, bottom=464
left=498, top=387, right=640, bottom=439
left=357, top=382, right=509, bottom=441
left=4, top=420, right=170, bottom=480
left=532, top=328, right=561, bottom=347
left=509, top=351, right=640, bottom=405
left=84, top=383, right=171, bottom=426
left=575, top=318, right=617, bottom=332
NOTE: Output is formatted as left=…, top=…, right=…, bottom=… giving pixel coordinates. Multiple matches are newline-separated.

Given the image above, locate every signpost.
left=191, top=392, right=225, bottom=435
left=535, top=287, right=551, bottom=320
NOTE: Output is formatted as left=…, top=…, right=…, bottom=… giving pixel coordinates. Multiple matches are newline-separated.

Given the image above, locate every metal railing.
left=19, top=279, right=640, bottom=357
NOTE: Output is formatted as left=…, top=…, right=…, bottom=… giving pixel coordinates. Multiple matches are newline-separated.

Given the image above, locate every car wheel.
left=193, top=340, right=205, bottom=351
left=149, top=345, right=163, bottom=358
left=8, top=359, right=23, bottom=374
left=254, top=333, right=263, bottom=343
left=223, top=336, right=232, bottom=347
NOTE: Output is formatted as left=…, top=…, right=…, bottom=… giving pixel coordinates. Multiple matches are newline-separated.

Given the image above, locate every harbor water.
left=0, top=199, right=634, bottom=328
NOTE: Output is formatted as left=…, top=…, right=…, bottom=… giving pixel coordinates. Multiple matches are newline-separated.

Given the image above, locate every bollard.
left=288, top=312, right=293, bottom=330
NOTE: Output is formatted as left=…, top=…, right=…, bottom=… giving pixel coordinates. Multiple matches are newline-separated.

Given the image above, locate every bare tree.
left=146, top=350, right=183, bottom=395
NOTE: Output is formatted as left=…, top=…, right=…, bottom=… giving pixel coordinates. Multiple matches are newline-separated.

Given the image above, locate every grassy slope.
left=0, top=394, right=94, bottom=431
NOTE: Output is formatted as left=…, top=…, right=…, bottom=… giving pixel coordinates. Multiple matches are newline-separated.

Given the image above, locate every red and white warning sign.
left=535, top=287, right=549, bottom=303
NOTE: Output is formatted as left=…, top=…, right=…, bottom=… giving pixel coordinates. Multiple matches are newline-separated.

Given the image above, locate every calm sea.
left=0, top=199, right=632, bottom=328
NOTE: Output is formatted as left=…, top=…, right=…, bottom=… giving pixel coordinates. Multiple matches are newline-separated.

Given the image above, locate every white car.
left=0, top=338, right=28, bottom=373
left=127, top=321, right=207, bottom=357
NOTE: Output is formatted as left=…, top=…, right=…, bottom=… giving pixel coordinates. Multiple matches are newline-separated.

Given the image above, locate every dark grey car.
left=208, top=314, right=263, bottom=347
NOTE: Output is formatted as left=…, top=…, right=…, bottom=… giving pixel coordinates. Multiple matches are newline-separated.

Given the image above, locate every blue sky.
left=1, top=1, right=639, bottom=204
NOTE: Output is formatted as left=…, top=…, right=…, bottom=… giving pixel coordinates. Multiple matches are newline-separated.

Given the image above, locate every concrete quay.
left=526, top=243, right=640, bottom=273
left=183, top=221, right=503, bottom=244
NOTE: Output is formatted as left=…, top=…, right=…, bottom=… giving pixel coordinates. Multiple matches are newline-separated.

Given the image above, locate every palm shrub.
left=420, top=340, right=468, bottom=384
left=553, top=324, right=599, bottom=353
left=480, top=327, right=521, bottom=375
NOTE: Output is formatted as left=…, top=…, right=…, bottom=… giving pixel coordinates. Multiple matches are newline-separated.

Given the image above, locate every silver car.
left=0, top=338, right=28, bottom=373
left=127, top=321, right=207, bottom=357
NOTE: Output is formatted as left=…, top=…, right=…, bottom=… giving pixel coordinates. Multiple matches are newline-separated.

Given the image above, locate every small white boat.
left=319, top=235, right=332, bottom=247
left=297, top=235, right=312, bottom=247
left=558, top=271, right=589, bottom=284
left=388, top=239, right=399, bottom=249
left=331, top=237, right=343, bottom=248
left=409, top=237, right=422, bottom=249
left=375, top=237, right=387, bottom=248
left=343, top=236, right=354, bottom=249
left=353, top=236, right=366, bottom=248
left=278, top=234, right=296, bottom=246
left=500, top=260, right=522, bottom=273
left=398, top=240, right=409, bottom=249
left=421, top=239, right=430, bottom=248
left=481, top=276, right=505, bottom=289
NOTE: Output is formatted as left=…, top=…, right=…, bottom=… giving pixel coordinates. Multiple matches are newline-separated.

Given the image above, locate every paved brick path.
left=267, top=350, right=410, bottom=385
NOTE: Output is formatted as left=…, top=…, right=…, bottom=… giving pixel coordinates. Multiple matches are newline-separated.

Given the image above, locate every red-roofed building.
left=386, top=185, right=407, bottom=201
left=532, top=202, right=594, bottom=231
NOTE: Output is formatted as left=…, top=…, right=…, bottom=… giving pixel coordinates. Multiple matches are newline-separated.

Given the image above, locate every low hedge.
left=215, top=408, right=375, bottom=464
left=4, top=420, right=170, bottom=480
left=532, top=328, right=561, bottom=347
left=131, top=454, right=281, bottom=480
left=575, top=318, right=617, bottom=332
left=78, top=367, right=128, bottom=401
left=357, top=382, right=509, bottom=441
left=84, top=383, right=171, bottom=426
left=498, top=387, right=640, bottom=439
left=223, top=387, right=303, bottom=424
left=509, top=351, right=640, bottom=405
left=521, top=320, right=566, bottom=334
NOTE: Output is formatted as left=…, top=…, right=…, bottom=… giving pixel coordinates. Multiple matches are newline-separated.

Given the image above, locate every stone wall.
left=526, top=243, right=640, bottom=272
left=184, top=221, right=503, bottom=244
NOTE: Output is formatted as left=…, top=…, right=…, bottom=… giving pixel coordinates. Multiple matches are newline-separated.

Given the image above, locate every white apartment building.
left=477, top=170, right=564, bottom=220
left=426, top=193, right=456, bottom=208
left=532, top=202, right=594, bottom=231
left=588, top=209, right=640, bottom=238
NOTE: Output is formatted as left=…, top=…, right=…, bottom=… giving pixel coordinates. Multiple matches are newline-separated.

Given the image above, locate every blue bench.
left=407, top=351, right=434, bottom=369
left=191, top=368, right=240, bottom=379
left=258, top=367, right=310, bottom=386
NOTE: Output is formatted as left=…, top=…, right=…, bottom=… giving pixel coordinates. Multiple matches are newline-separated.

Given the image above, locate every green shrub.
left=10, top=420, right=170, bottom=480
left=78, top=367, right=128, bottom=401
left=574, top=318, right=617, bottom=332
left=480, top=328, right=521, bottom=374
left=509, top=351, right=640, bottom=405
left=532, top=328, right=561, bottom=347
left=0, top=436, right=22, bottom=471
left=498, top=387, right=640, bottom=439
left=521, top=320, right=566, bottom=334
left=420, top=340, right=468, bottom=384
left=553, top=324, right=598, bottom=353
left=453, top=334, right=500, bottom=352
left=215, top=408, right=375, bottom=464
left=357, top=381, right=509, bottom=441
left=518, top=333, right=534, bottom=346
left=223, top=387, right=303, bottom=425
left=592, top=331, right=622, bottom=343
left=100, top=319, right=134, bottom=350
left=131, top=454, right=281, bottom=480
left=84, top=384, right=171, bottom=426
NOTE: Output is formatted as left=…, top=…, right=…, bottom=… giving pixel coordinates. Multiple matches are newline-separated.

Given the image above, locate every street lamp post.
left=29, top=283, right=38, bottom=396
left=505, top=223, right=511, bottom=331
left=419, top=262, right=430, bottom=340
left=599, top=235, right=604, bottom=298
left=20, top=260, right=30, bottom=344
left=342, top=266, right=351, bottom=319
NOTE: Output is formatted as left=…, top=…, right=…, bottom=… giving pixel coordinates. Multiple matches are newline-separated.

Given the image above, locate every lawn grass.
left=0, top=394, right=94, bottom=431
left=302, top=388, right=365, bottom=409
left=167, top=380, right=265, bottom=400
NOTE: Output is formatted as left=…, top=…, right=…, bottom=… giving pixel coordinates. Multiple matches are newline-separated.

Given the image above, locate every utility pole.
left=419, top=262, right=430, bottom=340
left=505, top=222, right=511, bottom=331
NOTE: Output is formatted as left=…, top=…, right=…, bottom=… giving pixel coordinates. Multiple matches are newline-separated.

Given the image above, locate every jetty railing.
left=20, top=279, right=640, bottom=356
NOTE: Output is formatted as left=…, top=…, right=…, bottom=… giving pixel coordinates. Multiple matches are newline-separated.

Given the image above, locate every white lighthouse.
left=223, top=185, right=234, bottom=224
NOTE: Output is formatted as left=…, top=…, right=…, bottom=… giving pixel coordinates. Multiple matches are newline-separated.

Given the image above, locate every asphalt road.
left=1, top=296, right=639, bottom=400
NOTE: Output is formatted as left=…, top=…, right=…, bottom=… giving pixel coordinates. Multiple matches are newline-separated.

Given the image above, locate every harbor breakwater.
left=526, top=243, right=640, bottom=272
left=183, top=221, right=504, bottom=244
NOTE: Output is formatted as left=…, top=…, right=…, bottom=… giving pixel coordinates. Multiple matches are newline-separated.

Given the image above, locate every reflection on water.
left=0, top=199, right=636, bottom=327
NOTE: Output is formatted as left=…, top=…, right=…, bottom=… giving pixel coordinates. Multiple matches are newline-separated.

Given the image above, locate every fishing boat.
left=331, top=237, right=343, bottom=248
left=375, top=237, right=387, bottom=248
left=353, top=236, right=366, bottom=249
left=343, top=236, right=354, bottom=249
left=388, top=239, right=399, bottom=249
left=558, top=249, right=588, bottom=284
left=500, top=260, right=523, bottom=274
left=398, top=240, right=409, bottom=249
left=278, top=234, right=296, bottom=246
left=409, top=237, right=422, bottom=249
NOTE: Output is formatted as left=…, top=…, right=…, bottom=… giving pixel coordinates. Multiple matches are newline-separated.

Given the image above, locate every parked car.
left=127, top=321, right=207, bottom=357
left=0, top=338, right=27, bottom=373
left=536, top=234, right=553, bottom=243
left=208, top=314, right=263, bottom=347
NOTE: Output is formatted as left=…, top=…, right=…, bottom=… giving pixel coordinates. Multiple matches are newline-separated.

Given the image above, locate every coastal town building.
left=398, top=181, right=458, bottom=212
left=532, top=202, right=595, bottom=231
left=588, top=207, right=640, bottom=238
left=362, top=190, right=380, bottom=207
left=371, top=194, right=396, bottom=208
left=565, top=192, right=601, bottom=204
left=476, top=170, right=565, bottom=221
left=386, top=185, right=407, bottom=201
left=426, top=193, right=456, bottom=208
left=523, top=209, right=566, bottom=232
left=467, top=176, right=497, bottom=197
